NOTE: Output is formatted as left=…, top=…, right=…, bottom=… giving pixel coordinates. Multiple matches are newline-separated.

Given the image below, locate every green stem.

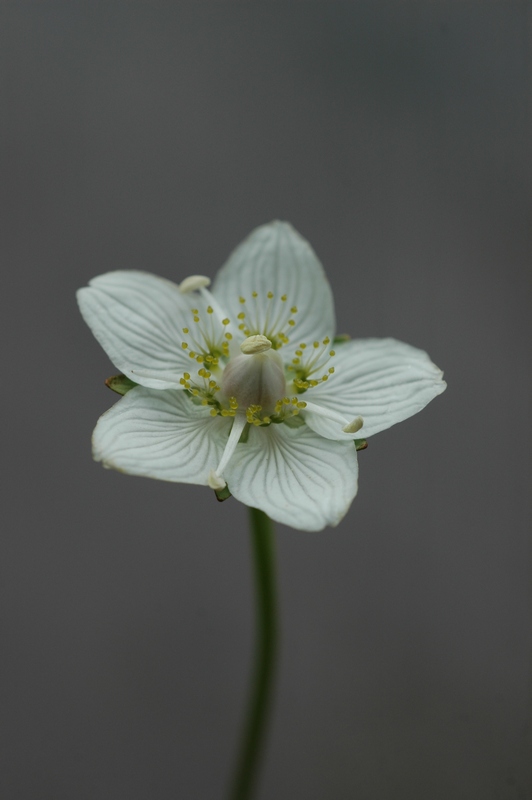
left=229, top=507, right=278, bottom=800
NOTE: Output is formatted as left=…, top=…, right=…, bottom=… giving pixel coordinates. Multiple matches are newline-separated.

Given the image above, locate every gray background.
left=1, top=2, right=531, bottom=798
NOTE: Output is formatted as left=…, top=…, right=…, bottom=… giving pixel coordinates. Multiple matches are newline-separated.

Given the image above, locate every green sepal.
left=283, top=414, right=306, bottom=429
left=333, top=333, right=351, bottom=344
left=238, top=423, right=250, bottom=443
left=354, top=438, right=368, bottom=451
left=214, top=485, right=232, bottom=502
left=105, top=374, right=138, bottom=395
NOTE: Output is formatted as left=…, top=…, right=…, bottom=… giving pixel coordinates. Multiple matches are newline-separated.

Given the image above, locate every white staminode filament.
left=208, top=414, right=248, bottom=490
left=303, top=401, right=363, bottom=434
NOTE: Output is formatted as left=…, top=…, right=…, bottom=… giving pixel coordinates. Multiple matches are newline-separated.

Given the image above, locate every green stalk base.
left=228, top=507, right=278, bottom=800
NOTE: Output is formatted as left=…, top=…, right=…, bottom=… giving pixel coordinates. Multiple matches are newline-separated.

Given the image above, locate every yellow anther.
left=291, top=306, right=298, bottom=313
left=225, top=332, right=233, bottom=340
left=239, top=296, right=246, bottom=304
left=182, top=327, right=189, bottom=334
left=297, top=401, right=307, bottom=409
left=191, top=308, right=198, bottom=315
left=201, top=399, right=208, bottom=405
left=237, top=312, right=246, bottom=320
left=313, top=341, right=319, bottom=348
left=181, top=342, right=188, bottom=349
left=222, top=318, right=230, bottom=326
left=179, top=378, right=186, bottom=385
left=196, top=355, right=204, bottom=363
left=323, top=337, right=330, bottom=345
left=329, top=367, right=335, bottom=374
left=252, top=291, right=258, bottom=298
left=267, top=291, right=273, bottom=299
left=207, top=306, right=213, bottom=314
left=288, top=320, right=295, bottom=326
left=193, top=316, right=199, bottom=323
left=281, top=294, right=287, bottom=301
left=210, top=408, right=218, bottom=416
left=292, top=358, right=300, bottom=365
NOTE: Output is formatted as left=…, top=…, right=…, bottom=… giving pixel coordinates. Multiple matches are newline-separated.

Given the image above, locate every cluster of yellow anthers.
left=236, top=292, right=297, bottom=349
left=288, top=337, right=336, bottom=390
left=181, top=306, right=233, bottom=364
left=245, top=397, right=308, bottom=427
left=180, top=368, right=221, bottom=406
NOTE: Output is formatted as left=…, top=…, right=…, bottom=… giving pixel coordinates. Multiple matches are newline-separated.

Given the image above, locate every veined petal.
left=224, top=424, right=358, bottom=531
left=303, top=338, right=446, bottom=440
left=77, top=271, right=211, bottom=389
left=212, top=222, right=335, bottom=357
left=92, top=386, right=230, bottom=484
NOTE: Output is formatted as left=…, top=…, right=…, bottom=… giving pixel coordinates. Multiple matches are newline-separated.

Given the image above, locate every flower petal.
left=92, top=386, right=230, bottom=484
left=303, top=338, right=446, bottom=440
left=212, top=222, right=335, bottom=357
left=77, top=271, right=208, bottom=389
left=224, top=423, right=358, bottom=531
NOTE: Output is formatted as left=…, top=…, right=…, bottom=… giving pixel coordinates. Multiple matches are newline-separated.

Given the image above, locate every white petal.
left=303, top=338, right=446, bottom=440
left=77, top=271, right=207, bottom=389
left=92, top=386, right=230, bottom=484
left=224, top=423, right=358, bottom=531
left=212, top=222, right=335, bottom=357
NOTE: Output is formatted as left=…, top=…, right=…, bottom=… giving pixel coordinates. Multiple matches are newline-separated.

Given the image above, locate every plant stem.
left=229, top=507, right=278, bottom=800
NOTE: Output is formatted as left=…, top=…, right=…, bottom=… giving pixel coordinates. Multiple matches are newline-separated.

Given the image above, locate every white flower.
left=77, top=222, right=446, bottom=531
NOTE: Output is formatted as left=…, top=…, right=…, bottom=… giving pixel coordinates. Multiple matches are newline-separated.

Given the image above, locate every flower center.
left=176, top=279, right=358, bottom=434
left=221, top=336, right=292, bottom=423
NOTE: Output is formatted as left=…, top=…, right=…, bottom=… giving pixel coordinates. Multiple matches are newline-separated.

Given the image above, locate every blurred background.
left=1, top=2, right=531, bottom=798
